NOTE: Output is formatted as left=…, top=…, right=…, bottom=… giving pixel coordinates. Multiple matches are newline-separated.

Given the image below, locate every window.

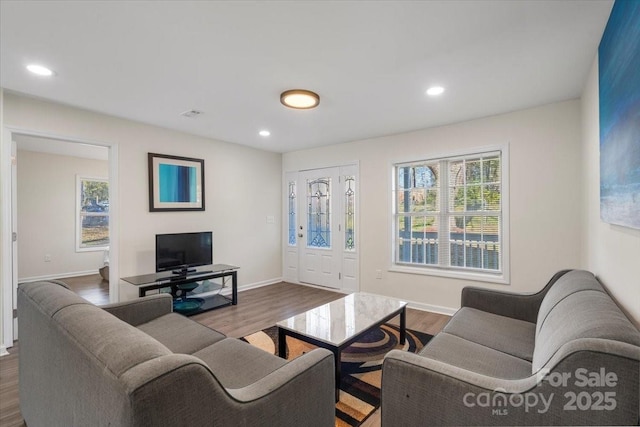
left=392, top=148, right=508, bottom=282
left=77, top=176, right=109, bottom=251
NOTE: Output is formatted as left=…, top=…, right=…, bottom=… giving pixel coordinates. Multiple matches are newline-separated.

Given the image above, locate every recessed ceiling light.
left=26, top=64, right=54, bottom=76
left=259, top=130, right=271, bottom=137
left=426, top=86, right=445, bottom=96
left=280, top=89, right=320, bottom=109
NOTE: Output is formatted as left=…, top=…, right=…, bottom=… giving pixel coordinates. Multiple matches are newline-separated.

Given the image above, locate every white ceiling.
left=1, top=1, right=613, bottom=153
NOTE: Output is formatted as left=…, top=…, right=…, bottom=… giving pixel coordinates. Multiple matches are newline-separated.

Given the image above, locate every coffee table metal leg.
left=278, top=328, right=287, bottom=358
left=331, top=347, right=341, bottom=402
left=399, top=307, right=406, bottom=345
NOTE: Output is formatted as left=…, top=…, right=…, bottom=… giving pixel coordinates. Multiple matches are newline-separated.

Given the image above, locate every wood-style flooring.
left=0, top=279, right=450, bottom=427
left=59, top=273, right=110, bottom=306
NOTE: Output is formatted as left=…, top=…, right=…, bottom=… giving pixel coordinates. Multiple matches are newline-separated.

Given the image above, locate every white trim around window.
left=390, top=144, right=510, bottom=285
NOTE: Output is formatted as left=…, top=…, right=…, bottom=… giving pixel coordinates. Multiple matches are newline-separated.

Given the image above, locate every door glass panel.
left=288, top=181, right=297, bottom=246
left=344, top=175, right=355, bottom=251
left=307, top=178, right=331, bottom=248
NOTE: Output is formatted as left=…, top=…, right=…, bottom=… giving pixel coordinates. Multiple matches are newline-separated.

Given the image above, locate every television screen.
left=156, top=231, right=213, bottom=273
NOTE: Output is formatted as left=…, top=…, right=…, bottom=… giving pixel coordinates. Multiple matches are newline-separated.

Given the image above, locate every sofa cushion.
left=533, top=290, right=640, bottom=372
left=193, top=338, right=287, bottom=389
left=443, top=307, right=536, bottom=361
left=137, top=313, right=226, bottom=354
left=53, top=304, right=171, bottom=377
left=536, top=270, right=605, bottom=336
left=419, top=332, right=532, bottom=379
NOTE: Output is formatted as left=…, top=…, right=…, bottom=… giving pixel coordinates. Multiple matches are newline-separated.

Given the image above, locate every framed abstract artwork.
left=148, top=153, right=205, bottom=212
left=598, top=0, right=640, bottom=229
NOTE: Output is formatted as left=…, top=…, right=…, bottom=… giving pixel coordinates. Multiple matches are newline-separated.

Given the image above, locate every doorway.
left=284, top=164, right=358, bottom=292
left=1, top=128, right=119, bottom=351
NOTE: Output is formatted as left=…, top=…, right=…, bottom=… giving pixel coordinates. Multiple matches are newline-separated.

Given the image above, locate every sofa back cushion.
left=55, top=304, right=172, bottom=377
left=535, top=270, right=605, bottom=337
left=19, top=280, right=90, bottom=316
left=533, top=271, right=640, bottom=372
left=20, top=281, right=172, bottom=377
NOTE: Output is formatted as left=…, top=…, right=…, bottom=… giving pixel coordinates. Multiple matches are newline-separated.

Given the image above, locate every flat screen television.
left=156, top=231, right=213, bottom=275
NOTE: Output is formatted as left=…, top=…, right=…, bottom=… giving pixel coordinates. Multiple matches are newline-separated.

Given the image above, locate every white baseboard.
left=284, top=280, right=458, bottom=316
left=197, top=277, right=283, bottom=298
left=283, top=280, right=349, bottom=294
left=406, top=300, right=458, bottom=316
left=19, top=269, right=98, bottom=283
left=236, top=277, right=283, bottom=292
left=0, top=344, right=9, bottom=357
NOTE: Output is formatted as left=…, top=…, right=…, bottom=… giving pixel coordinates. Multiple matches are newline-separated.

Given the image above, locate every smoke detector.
left=180, top=109, right=204, bottom=118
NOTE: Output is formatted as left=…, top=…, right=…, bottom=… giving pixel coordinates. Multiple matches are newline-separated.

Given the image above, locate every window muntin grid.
left=394, top=151, right=502, bottom=274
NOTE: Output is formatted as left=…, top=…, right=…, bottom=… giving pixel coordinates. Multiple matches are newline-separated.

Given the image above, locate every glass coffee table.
left=276, top=292, right=407, bottom=401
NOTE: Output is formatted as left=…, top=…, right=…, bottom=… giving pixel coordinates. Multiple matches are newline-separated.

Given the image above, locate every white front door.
left=298, top=167, right=341, bottom=288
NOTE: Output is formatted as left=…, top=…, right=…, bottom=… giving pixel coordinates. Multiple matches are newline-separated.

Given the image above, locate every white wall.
left=284, top=100, right=583, bottom=312
left=581, top=57, right=640, bottom=328
left=3, top=93, right=282, bottom=301
left=16, top=149, right=108, bottom=280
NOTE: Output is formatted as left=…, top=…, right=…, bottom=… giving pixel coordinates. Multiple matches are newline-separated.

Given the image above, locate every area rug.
left=241, top=324, right=432, bottom=427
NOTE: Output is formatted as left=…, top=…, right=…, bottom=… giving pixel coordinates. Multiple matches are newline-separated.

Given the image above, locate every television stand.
left=121, top=264, right=239, bottom=316
left=171, top=267, right=197, bottom=275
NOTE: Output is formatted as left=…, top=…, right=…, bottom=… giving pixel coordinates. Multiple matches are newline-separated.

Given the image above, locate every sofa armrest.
left=123, top=350, right=335, bottom=427
left=226, top=348, right=335, bottom=427
left=101, top=294, right=173, bottom=326
left=382, top=346, right=640, bottom=426
left=47, top=279, right=72, bottom=289
left=383, top=349, right=536, bottom=394
left=382, top=350, right=536, bottom=426
left=461, top=270, right=571, bottom=322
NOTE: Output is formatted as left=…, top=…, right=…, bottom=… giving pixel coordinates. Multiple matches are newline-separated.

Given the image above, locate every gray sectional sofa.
left=18, top=280, right=335, bottom=427
left=382, top=269, right=640, bottom=426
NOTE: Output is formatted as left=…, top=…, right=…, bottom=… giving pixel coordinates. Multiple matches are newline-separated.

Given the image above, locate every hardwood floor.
left=59, top=273, right=110, bottom=306
left=0, top=282, right=449, bottom=427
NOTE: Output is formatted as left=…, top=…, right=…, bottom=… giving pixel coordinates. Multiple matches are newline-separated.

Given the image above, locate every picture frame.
left=148, top=153, right=205, bottom=212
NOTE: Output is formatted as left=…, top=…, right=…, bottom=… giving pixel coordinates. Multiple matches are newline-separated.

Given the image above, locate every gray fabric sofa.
left=18, top=280, right=335, bottom=427
left=382, top=269, right=640, bottom=426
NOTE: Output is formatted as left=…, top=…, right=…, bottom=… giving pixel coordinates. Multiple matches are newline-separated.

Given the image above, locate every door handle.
left=298, top=233, right=304, bottom=238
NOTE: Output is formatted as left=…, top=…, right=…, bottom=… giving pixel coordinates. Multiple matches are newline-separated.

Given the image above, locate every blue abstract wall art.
left=158, top=163, right=198, bottom=203
left=598, top=0, right=640, bottom=230
left=148, top=153, right=205, bottom=211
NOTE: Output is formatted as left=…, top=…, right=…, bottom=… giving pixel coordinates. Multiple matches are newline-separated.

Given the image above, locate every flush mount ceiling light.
left=259, top=130, right=271, bottom=137
left=426, top=86, right=445, bottom=96
left=280, top=89, right=320, bottom=110
left=26, top=64, right=54, bottom=76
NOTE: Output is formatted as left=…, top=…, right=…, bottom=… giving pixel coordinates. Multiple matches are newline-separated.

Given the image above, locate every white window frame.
left=76, top=175, right=109, bottom=252
left=390, top=145, right=510, bottom=285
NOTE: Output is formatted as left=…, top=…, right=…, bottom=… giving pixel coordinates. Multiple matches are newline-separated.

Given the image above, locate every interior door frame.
left=1, top=126, right=119, bottom=350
